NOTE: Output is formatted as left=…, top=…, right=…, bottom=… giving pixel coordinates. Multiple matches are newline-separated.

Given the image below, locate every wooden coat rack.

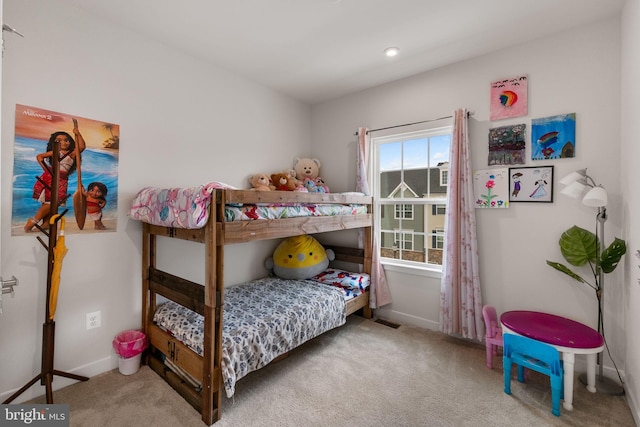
left=3, top=140, right=88, bottom=404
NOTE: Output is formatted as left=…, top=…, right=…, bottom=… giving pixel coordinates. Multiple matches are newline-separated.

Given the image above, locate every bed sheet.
left=153, top=277, right=346, bottom=398
left=224, top=203, right=368, bottom=221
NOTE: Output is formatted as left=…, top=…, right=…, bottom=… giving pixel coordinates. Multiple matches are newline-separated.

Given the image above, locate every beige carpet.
left=30, top=316, right=635, bottom=426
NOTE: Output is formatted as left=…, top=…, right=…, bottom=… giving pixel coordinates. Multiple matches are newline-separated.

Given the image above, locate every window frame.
left=371, top=123, right=452, bottom=274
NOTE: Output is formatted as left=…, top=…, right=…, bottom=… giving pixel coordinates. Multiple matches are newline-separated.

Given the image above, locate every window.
left=394, top=204, right=414, bottom=220
left=440, top=169, right=448, bottom=186
left=373, top=125, right=452, bottom=270
left=433, top=204, right=446, bottom=215
left=432, top=227, right=445, bottom=250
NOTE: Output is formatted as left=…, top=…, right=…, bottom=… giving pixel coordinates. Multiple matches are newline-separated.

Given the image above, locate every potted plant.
left=547, top=226, right=626, bottom=294
left=546, top=225, right=626, bottom=331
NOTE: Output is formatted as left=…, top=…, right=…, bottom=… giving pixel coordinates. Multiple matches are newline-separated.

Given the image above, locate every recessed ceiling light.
left=384, top=47, right=399, bottom=57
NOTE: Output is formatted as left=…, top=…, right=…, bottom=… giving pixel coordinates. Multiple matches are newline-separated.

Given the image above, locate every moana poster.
left=12, top=104, right=119, bottom=235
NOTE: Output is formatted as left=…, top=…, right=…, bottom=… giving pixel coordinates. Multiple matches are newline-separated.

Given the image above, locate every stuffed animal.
left=265, top=235, right=335, bottom=280
left=293, top=158, right=322, bottom=182
left=249, top=173, right=273, bottom=191
left=270, top=172, right=297, bottom=191
left=314, top=177, right=329, bottom=193
left=303, top=177, right=325, bottom=193
left=280, top=169, right=302, bottom=187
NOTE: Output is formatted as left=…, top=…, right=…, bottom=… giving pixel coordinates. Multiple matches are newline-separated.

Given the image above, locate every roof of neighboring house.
left=380, top=166, right=447, bottom=198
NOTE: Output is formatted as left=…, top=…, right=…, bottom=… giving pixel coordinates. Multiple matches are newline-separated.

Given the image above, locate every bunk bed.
left=129, top=184, right=374, bottom=425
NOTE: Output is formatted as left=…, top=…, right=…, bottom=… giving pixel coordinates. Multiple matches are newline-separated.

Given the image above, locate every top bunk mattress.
left=128, top=182, right=369, bottom=229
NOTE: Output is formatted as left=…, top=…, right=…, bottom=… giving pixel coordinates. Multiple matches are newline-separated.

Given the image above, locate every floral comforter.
left=128, top=181, right=235, bottom=229
left=153, top=277, right=346, bottom=398
left=224, top=203, right=367, bottom=221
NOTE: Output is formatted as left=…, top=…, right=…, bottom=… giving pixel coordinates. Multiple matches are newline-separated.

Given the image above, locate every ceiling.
left=67, top=0, right=625, bottom=105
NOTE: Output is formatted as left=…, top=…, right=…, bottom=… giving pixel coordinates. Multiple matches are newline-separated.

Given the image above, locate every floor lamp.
left=559, top=169, right=625, bottom=395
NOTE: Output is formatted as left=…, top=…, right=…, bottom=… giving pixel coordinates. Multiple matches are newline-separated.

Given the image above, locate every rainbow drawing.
left=537, top=131, right=559, bottom=147
left=499, top=90, right=518, bottom=107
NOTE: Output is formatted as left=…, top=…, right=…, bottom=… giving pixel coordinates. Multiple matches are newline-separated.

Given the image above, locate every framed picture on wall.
left=508, top=166, right=554, bottom=203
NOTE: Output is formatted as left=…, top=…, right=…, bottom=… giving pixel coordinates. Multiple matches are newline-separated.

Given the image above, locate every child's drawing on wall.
left=490, top=75, right=528, bottom=120
left=508, top=166, right=554, bottom=203
left=473, top=168, right=509, bottom=209
left=531, top=113, right=576, bottom=160
left=488, top=124, right=526, bottom=166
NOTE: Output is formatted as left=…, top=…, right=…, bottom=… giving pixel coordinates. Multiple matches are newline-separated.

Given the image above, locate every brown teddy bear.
left=281, top=168, right=304, bottom=189
left=270, top=173, right=297, bottom=191
left=249, top=173, right=274, bottom=191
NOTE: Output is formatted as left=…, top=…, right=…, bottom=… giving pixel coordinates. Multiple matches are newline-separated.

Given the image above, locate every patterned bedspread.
left=224, top=203, right=368, bottom=221
left=153, top=277, right=346, bottom=398
left=129, top=183, right=367, bottom=228
left=128, top=181, right=236, bottom=228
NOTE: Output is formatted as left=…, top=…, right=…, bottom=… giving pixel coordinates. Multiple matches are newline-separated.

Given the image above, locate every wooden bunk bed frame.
left=140, top=189, right=374, bottom=425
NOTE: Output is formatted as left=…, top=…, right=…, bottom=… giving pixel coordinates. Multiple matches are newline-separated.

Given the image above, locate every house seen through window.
left=372, top=125, right=452, bottom=269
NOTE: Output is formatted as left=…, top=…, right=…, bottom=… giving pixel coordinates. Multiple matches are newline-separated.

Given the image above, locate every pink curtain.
left=357, top=127, right=392, bottom=308
left=439, top=109, right=484, bottom=341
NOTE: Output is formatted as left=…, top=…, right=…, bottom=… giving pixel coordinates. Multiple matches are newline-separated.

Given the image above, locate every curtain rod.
left=354, top=111, right=472, bottom=136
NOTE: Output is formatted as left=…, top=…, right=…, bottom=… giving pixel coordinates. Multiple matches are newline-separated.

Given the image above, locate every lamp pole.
left=596, top=206, right=606, bottom=381
left=579, top=205, right=625, bottom=395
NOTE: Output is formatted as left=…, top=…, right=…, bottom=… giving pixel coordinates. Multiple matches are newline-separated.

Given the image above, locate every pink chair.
left=482, top=305, right=503, bottom=369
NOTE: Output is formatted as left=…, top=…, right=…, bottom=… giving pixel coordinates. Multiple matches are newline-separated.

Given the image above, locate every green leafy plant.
left=546, top=225, right=627, bottom=299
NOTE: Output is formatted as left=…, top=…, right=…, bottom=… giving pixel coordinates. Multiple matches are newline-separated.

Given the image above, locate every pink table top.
left=500, top=310, right=604, bottom=349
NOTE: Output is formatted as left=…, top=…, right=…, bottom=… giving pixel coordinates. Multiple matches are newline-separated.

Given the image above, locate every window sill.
left=381, top=261, right=442, bottom=279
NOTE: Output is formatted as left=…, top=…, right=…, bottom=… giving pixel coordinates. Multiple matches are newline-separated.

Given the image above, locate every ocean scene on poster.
left=531, top=113, right=576, bottom=160
left=12, top=136, right=118, bottom=228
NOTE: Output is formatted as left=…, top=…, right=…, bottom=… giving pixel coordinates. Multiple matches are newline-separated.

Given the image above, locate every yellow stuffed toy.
left=265, top=235, right=335, bottom=279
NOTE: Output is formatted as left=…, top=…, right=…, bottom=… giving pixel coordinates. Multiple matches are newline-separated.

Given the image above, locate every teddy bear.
left=249, top=173, right=274, bottom=191
left=280, top=168, right=307, bottom=190
left=270, top=172, right=297, bottom=191
left=293, top=157, right=322, bottom=182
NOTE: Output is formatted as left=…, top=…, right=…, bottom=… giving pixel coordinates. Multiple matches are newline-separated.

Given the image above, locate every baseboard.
left=0, top=355, right=118, bottom=404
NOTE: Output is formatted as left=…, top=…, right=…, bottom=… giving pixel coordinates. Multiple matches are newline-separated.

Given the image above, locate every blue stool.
left=503, top=333, right=564, bottom=416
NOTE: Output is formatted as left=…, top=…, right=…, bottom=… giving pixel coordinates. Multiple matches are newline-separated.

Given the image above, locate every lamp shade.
left=560, top=181, right=587, bottom=199
left=559, top=170, right=585, bottom=186
left=582, top=185, right=607, bottom=207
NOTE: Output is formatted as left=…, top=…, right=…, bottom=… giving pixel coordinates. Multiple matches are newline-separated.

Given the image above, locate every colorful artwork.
left=508, top=166, right=554, bottom=203
left=12, top=104, right=120, bottom=235
left=490, top=75, right=528, bottom=120
left=531, top=113, right=576, bottom=160
left=473, top=168, right=509, bottom=209
left=488, top=124, right=526, bottom=166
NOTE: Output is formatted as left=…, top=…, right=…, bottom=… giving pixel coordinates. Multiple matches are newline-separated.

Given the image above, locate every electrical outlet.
left=86, top=311, right=101, bottom=330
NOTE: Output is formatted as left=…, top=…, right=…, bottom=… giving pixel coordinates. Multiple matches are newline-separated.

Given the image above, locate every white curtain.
left=439, top=109, right=484, bottom=341
left=357, top=127, right=392, bottom=308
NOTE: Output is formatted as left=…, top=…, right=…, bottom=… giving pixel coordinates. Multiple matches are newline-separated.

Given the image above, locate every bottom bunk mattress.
left=153, top=276, right=350, bottom=398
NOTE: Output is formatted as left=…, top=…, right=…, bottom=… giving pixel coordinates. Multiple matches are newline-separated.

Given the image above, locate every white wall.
left=621, top=0, right=640, bottom=421
left=0, top=0, right=310, bottom=402
left=312, top=16, right=626, bottom=378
